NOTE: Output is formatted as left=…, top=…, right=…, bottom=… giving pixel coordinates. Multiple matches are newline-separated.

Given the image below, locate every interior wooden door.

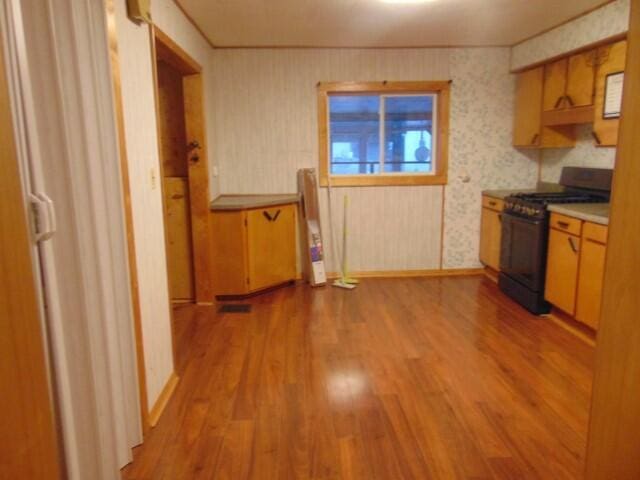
left=164, top=178, right=195, bottom=300
left=0, top=38, right=61, bottom=478
left=545, top=228, right=580, bottom=315
left=247, top=204, right=297, bottom=292
left=479, top=207, right=502, bottom=271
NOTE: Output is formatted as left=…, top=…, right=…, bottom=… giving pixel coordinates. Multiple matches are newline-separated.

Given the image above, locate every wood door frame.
left=150, top=26, right=214, bottom=308
left=584, top=0, right=640, bottom=477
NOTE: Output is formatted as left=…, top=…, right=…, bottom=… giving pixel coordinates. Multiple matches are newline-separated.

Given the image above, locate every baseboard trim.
left=483, top=267, right=499, bottom=283
left=326, top=268, right=485, bottom=279
left=148, top=371, right=179, bottom=427
left=546, top=308, right=596, bottom=347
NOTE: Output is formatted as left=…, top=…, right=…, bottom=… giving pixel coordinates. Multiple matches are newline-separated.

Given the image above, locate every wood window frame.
left=318, top=81, right=450, bottom=187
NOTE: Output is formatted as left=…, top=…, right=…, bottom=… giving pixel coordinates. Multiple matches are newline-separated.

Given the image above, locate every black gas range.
left=498, top=167, right=612, bottom=315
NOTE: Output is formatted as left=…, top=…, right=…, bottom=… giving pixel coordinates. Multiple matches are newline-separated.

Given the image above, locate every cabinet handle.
left=489, top=201, right=497, bottom=207
left=592, top=130, right=602, bottom=145
left=262, top=209, right=281, bottom=222
left=498, top=214, right=502, bottom=222
left=568, top=236, right=579, bottom=254
left=531, top=133, right=539, bottom=145
left=554, top=96, right=564, bottom=109
left=565, top=95, right=574, bottom=107
left=557, top=221, right=570, bottom=229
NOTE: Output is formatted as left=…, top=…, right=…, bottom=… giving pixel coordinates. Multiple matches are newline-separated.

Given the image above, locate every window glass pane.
left=329, top=95, right=380, bottom=175
left=383, top=95, right=434, bottom=173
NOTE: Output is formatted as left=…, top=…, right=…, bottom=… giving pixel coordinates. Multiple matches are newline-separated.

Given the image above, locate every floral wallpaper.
left=443, top=49, right=539, bottom=269
left=511, top=0, right=630, bottom=71
left=540, top=125, right=616, bottom=182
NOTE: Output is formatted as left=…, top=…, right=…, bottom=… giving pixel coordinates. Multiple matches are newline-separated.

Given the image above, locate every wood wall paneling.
left=585, top=1, right=640, bottom=477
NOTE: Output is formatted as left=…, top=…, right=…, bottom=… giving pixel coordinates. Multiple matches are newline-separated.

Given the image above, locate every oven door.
left=500, top=212, right=548, bottom=292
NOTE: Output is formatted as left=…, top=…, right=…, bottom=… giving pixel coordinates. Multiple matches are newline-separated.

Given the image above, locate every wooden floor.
left=123, top=276, right=595, bottom=479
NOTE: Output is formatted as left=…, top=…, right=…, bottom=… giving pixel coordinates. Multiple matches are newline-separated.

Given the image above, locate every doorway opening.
left=152, top=28, right=213, bottom=369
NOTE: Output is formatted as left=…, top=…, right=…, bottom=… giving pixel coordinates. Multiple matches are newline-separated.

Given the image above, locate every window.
left=318, top=82, right=450, bottom=186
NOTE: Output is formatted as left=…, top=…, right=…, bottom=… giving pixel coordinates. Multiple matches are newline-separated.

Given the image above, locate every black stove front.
left=497, top=167, right=612, bottom=315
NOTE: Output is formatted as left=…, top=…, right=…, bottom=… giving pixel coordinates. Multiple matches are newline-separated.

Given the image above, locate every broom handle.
left=342, top=195, right=348, bottom=280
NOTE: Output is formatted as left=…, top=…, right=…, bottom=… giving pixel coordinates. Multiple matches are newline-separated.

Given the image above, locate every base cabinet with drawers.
left=210, top=203, right=297, bottom=296
left=544, top=212, right=608, bottom=329
left=479, top=195, right=504, bottom=271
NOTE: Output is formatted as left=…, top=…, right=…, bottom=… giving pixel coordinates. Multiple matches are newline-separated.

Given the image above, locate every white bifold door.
left=1, top=0, right=142, bottom=478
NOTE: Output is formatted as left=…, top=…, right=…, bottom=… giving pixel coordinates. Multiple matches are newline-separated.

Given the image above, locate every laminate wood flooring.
left=122, top=276, right=594, bottom=479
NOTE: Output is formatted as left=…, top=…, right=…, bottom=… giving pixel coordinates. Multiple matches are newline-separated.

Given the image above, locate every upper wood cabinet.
left=513, top=67, right=575, bottom=148
left=514, top=39, right=626, bottom=148
left=543, top=51, right=596, bottom=112
left=593, top=40, right=627, bottom=147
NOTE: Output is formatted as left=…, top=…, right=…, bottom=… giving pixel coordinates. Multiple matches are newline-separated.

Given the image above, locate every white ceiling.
left=175, top=0, right=609, bottom=48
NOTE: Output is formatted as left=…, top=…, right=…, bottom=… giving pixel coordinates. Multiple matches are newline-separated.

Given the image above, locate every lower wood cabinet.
left=479, top=196, right=503, bottom=271
left=545, top=212, right=608, bottom=329
left=545, top=224, right=581, bottom=316
left=210, top=203, right=297, bottom=296
left=575, top=223, right=608, bottom=329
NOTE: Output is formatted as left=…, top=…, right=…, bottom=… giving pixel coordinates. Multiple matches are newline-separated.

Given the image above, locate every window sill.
left=319, top=173, right=448, bottom=187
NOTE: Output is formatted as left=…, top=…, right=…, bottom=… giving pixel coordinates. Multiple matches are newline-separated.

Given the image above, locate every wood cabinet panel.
left=593, top=40, right=627, bottom=146
left=247, top=204, right=297, bottom=292
left=164, top=178, right=194, bottom=300
left=576, top=236, right=607, bottom=329
left=567, top=50, right=597, bottom=108
left=480, top=206, right=502, bottom=271
left=543, top=58, right=568, bottom=111
left=482, top=196, right=504, bottom=211
left=513, top=67, right=543, bottom=147
left=550, top=212, right=583, bottom=236
left=545, top=228, right=581, bottom=315
left=210, top=210, right=249, bottom=295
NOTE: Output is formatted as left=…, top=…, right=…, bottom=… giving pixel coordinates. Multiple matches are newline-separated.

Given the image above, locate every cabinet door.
left=545, top=228, right=580, bottom=315
left=576, top=225, right=607, bottom=330
left=593, top=40, right=627, bottom=146
left=479, top=206, right=502, bottom=271
left=164, top=178, right=194, bottom=301
left=566, top=50, right=596, bottom=108
left=247, top=204, right=297, bottom=292
left=513, top=67, right=543, bottom=147
left=210, top=210, right=249, bottom=295
left=543, top=58, right=568, bottom=111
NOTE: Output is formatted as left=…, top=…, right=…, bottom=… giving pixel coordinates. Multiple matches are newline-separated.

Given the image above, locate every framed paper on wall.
left=603, top=71, right=624, bottom=119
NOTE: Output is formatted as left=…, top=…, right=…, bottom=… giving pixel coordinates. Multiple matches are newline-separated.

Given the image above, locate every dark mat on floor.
left=218, top=303, right=252, bottom=313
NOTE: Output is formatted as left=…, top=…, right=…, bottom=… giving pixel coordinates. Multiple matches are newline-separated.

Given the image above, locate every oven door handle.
left=501, top=211, right=544, bottom=225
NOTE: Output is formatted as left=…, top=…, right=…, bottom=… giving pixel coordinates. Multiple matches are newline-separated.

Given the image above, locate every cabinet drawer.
left=482, top=196, right=504, bottom=211
left=583, top=222, right=608, bottom=244
left=550, top=213, right=582, bottom=236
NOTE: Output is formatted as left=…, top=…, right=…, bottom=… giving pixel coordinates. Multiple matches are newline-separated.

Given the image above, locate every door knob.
left=187, top=140, right=201, bottom=150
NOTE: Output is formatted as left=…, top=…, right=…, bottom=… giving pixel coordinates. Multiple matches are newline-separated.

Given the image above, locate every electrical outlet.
left=212, top=165, right=219, bottom=177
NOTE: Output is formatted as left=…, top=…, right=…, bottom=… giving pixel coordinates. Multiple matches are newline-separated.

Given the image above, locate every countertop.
left=210, top=194, right=300, bottom=211
left=482, top=182, right=564, bottom=200
left=547, top=203, right=610, bottom=226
